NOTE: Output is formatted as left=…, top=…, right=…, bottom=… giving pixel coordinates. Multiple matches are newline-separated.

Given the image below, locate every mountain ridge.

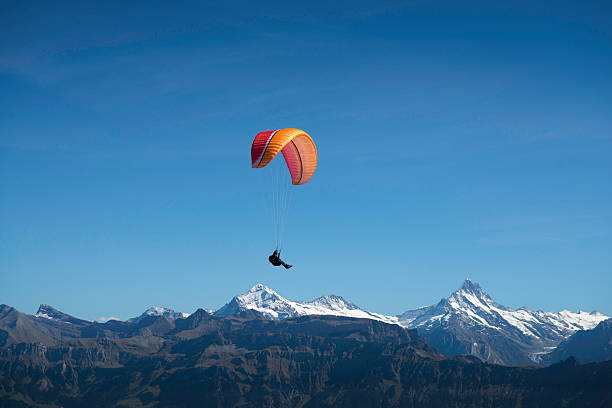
left=3, top=279, right=609, bottom=366
left=1, top=308, right=611, bottom=407
left=214, top=283, right=398, bottom=324
left=212, top=280, right=609, bottom=365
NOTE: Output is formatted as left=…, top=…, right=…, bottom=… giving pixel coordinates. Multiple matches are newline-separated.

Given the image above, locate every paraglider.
left=251, top=128, right=317, bottom=268
left=268, top=249, right=292, bottom=269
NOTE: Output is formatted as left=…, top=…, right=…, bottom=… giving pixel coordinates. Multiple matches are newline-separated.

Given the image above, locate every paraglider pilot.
left=269, top=250, right=292, bottom=269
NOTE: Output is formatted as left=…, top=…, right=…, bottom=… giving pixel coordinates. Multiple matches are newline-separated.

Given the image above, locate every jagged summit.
left=128, top=306, right=189, bottom=323
left=447, top=279, right=497, bottom=314
left=215, top=284, right=296, bottom=319
left=397, top=280, right=609, bottom=365
left=249, top=283, right=273, bottom=293
left=454, top=278, right=492, bottom=301
left=311, top=295, right=360, bottom=311
left=35, top=304, right=90, bottom=325
left=459, top=278, right=482, bottom=293
left=36, top=304, right=59, bottom=317
left=245, top=283, right=285, bottom=301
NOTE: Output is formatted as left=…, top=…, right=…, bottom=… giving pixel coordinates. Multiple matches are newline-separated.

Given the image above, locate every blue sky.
left=1, top=0, right=611, bottom=321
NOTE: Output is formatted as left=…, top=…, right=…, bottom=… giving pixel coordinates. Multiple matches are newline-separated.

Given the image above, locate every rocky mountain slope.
left=540, top=318, right=612, bottom=365
left=34, top=304, right=91, bottom=326
left=1, top=305, right=611, bottom=407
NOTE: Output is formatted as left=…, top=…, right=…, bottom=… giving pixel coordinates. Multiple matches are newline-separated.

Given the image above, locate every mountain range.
left=1, top=303, right=611, bottom=407
left=4, top=279, right=609, bottom=367
left=209, top=280, right=608, bottom=366
left=214, top=283, right=396, bottom=323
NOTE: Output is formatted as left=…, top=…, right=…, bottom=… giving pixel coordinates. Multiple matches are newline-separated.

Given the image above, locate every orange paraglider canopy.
left=251, top=128, right=317, bottom=185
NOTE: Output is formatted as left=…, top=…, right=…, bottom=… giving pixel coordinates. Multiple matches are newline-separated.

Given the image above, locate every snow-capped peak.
left=35, top=304, right=59, bottom=320
left=244, top=284, right=286, bottom=303
left=445, top=279, right=498, bottom=316
left=555, top=309, right=607, bottom=330
left=215, top=283, right=294, bottom=319
left=35, top=304, right=91, bottom=324
left=142, top=306, right=189, bottom=319
left=456, top=279, right=490, bottom=300
left=215, top=284, right=398, bottom=325
left=310, top=295, right=360, bottom=311
left=249, top=283, right=274, bottom=293
left=396, top=280, right=610, bottom=365
left=128, top=306, right=189, bottom=323
left=212, top=281, right=609, bottom=366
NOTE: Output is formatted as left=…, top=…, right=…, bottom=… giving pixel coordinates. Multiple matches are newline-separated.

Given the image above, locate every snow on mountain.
left=214, top=284, right=398, bottom=324
left=34, top=305, right=58, bottom=320
left=214, top=281, right=609, bottom=366
left=34, top=304, right=91, bottom=325
left=398, top=279, right=607, bottom=338
left=96, top=316, right=122, bottom=323
left=18, top=281, right=610, bottom=367
left=128, top=306, right=190, bottom=323
left=396, top=279, right=609, bottom=365
left=540, top=318, right=612, bottom=365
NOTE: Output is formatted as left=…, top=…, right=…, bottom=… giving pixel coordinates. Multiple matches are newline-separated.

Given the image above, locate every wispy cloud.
left=96, top=316, right=121, bottom=323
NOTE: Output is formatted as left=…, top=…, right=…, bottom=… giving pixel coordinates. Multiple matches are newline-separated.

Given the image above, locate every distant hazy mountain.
left=397, top=279, right=608, bottom=365
left=127, top=306, right=190, bottom=323
left=540, top=318, right=612, bottom=365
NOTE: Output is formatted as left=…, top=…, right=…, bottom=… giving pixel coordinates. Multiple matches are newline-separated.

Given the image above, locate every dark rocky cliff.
left=1, top=308, right=611, bottom=407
